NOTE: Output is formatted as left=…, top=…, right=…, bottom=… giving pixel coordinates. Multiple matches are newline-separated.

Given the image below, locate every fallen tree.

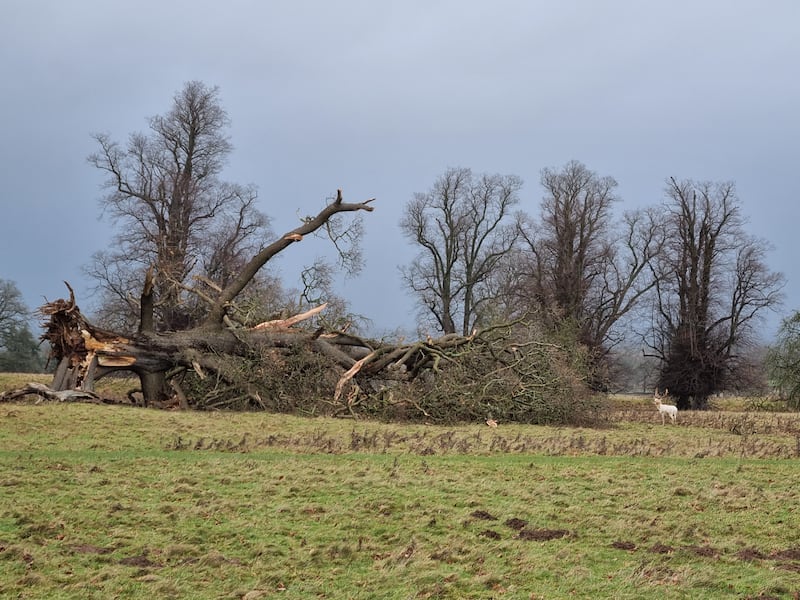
left=28, top=285, right=602, bottom=424
left=22, top=191, right=471, bottom=408
left=34, top=279, right=478, bottom=411
left=4, top=190, right=603, bottom=424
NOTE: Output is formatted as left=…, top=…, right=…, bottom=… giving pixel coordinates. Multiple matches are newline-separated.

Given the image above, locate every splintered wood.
left=251, top=303, right=327, bottom=330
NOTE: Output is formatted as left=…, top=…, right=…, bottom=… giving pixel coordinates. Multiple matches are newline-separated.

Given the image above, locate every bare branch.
left=203, top=191, right=375, bottom=327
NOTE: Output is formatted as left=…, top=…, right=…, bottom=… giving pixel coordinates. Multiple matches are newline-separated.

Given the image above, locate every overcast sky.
left=1, top=1, right=798, bottom=339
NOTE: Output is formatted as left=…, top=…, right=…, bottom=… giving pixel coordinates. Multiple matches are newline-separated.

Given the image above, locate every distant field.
left=1, top=388, right=799, bottom=598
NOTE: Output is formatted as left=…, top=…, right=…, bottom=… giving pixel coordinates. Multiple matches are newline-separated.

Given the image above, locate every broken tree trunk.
left=35, top=287, right=479, bottom=410
left=137, top=265, right=166, bottom=405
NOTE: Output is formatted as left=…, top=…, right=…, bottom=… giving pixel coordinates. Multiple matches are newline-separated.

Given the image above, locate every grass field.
left=1, top=375, right=799, bottom=598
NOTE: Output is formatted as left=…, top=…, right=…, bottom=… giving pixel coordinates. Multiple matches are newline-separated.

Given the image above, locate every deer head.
left=653, top=388, right=670, bottom=405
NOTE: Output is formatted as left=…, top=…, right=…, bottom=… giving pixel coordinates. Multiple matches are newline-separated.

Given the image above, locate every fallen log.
left=34, top=285, right=495, bottom=413
left=0, top=382, right=101, bottom=404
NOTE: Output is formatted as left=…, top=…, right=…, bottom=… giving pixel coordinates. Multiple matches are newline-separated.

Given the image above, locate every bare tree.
left=768, top=311, right=800, bottom=408
left=647, top=178, right=783, bottom=409
left=400, top=167, right=522, bottom=335
left=87, top=81, right=269, bottom=330
left=509, top=161, right=663, bottom=382
left=0, top=279, right=28, bottom=340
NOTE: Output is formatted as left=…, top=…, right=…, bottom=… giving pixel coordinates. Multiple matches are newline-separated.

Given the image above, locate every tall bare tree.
left=510, top=161, right=663, bottom=378
left=400, top=167, right=522, bottom=335
left=87, top=81, right=269, bottom=331
left=0, top=279, right=28, bottom=340
left=647, top=178, right=783, bottom=409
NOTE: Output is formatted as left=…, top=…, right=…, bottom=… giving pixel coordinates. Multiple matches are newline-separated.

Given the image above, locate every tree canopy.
left=646, top=179, right=784, bottom=408
left=400, top=167, right=522, bottom=336
left=87, top=81, right=270, bottom=331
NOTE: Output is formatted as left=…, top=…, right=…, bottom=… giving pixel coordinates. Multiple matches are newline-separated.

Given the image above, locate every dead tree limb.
left=252, top=303, right=328, bottom=330
left=203, top=190, right=374, bottom=328
left=0, top=382, right=100, bottom=404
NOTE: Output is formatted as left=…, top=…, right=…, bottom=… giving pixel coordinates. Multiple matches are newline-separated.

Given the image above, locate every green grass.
left=1, top=383, right=800, bottom=598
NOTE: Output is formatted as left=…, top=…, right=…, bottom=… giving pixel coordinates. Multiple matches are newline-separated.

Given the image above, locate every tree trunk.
left=139, top=372, right=167, bottom=407
left=35, top=285, right=489, bottom=412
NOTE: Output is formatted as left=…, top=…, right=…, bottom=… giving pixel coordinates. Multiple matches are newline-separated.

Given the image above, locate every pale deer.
left=653, top=388, right=678, bottom=424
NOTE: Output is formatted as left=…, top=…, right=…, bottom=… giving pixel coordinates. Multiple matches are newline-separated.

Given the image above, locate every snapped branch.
left=203, top=190, right=375, bottom=328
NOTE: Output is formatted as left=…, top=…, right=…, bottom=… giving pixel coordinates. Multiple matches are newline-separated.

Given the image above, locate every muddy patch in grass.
left=478, top=529, right=501, bottom=540
left=504, top=517, right=528, bottom=530
left=736, top=547, right=768, bottom=561
left=611, top=540, right=637, bottom=551
left=470, top=510, right=497, bottom=521
left=770, top=546, right=800, bottom=561
left=517, top=528, right=569, bottom=541
left=685, top=545, right=719, bottom=558
left=119, top=554, right=161, bottom=568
